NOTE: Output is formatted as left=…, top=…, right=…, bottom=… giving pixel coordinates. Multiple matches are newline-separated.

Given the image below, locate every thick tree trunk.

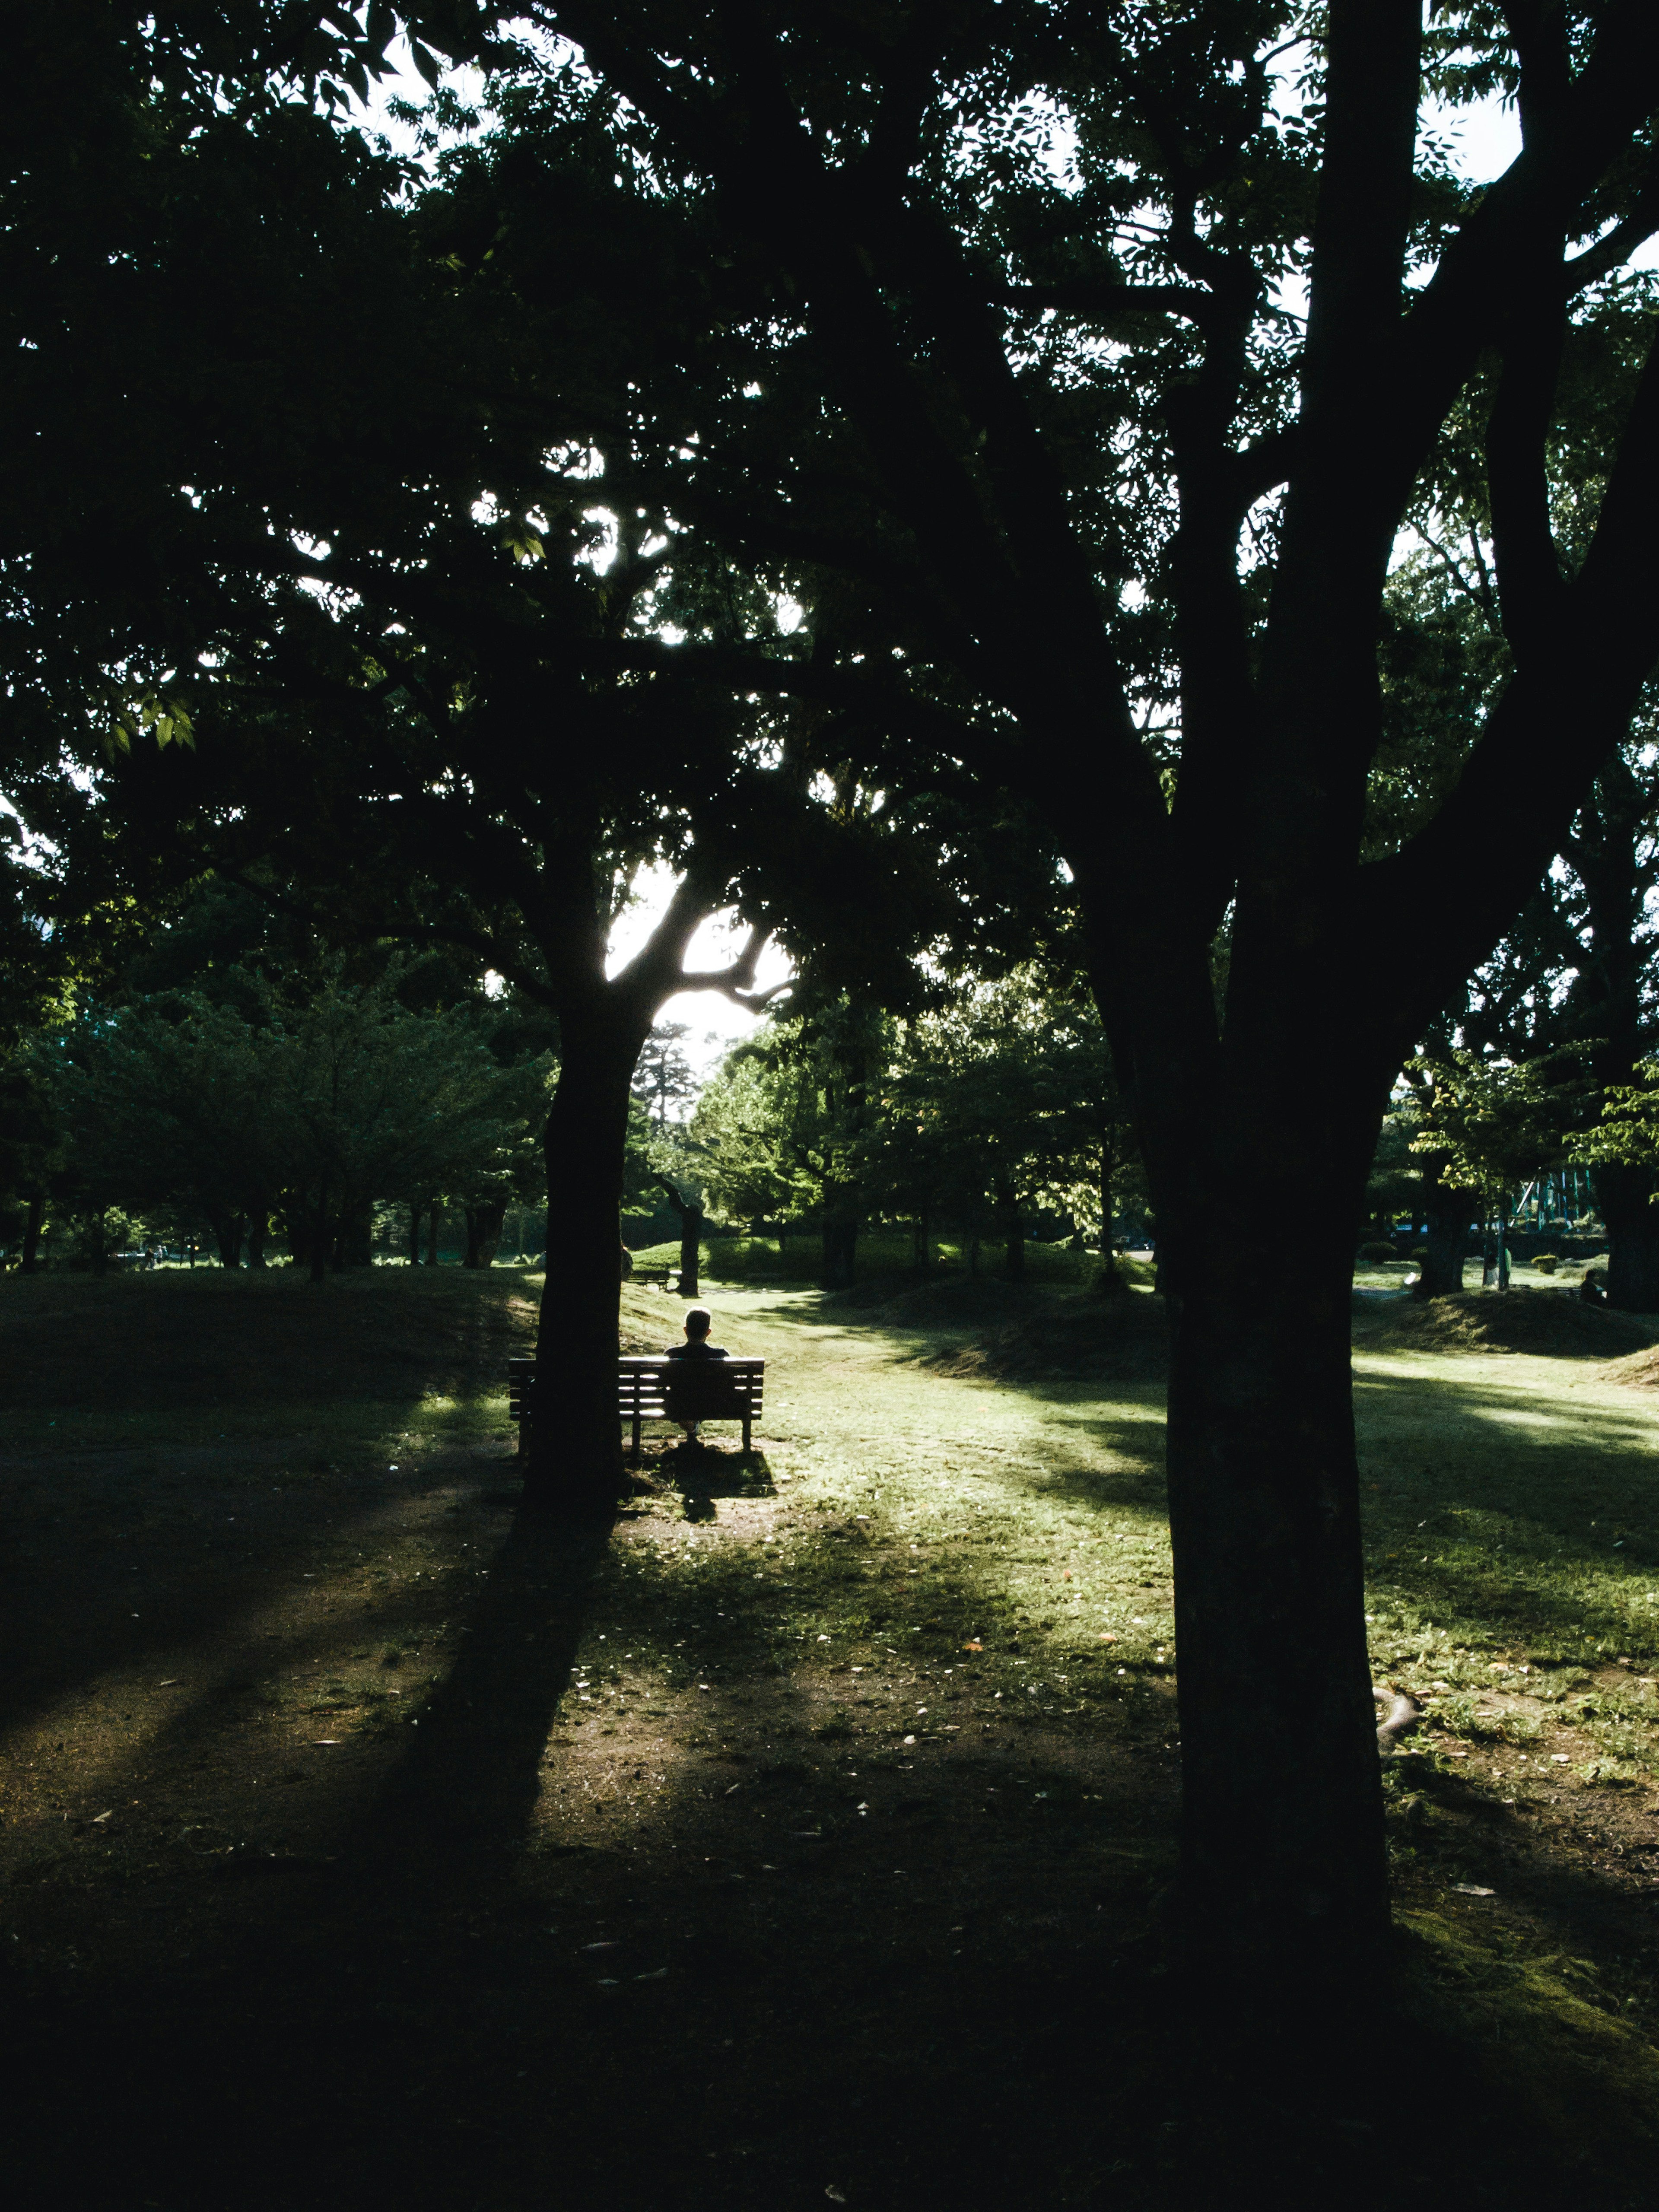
left=91, top=1211, right=109, bottom=1277
left=677, top=1207, right=701, bottom=1298
left=206, top=1205, right=244, bottom=1269
left=1595, top=1162, right=1659, bottom=1311
left=821, top=1191, right=858, bottom=1289
left=654, top=1176, right=702, bottom=1297
left=21, top=1193, right=43, bottom=1274
left=464, top=1198, right=507, bottom=1269
left=525, top=1011, right=639, bottom=1509
left=333, top=1196, right=372, bottom=1271
left=1414, top=1167, right=1473, bottom=1300
left=1164, top=1216, right=1389, bottom=2041
left=246, top=1211, right=268, bottom=1269
left=912, top=1212, right=931, bottom=1271
left=409, top=1202, right=422, bottom=1266
left=427, top=1204, right=440, bottom=1268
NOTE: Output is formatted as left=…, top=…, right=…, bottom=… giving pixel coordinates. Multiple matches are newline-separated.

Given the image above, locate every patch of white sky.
left=604, top=867, right=796, bottom=1090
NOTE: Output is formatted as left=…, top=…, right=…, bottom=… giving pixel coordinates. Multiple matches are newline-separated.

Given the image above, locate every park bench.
left=508, top=1355, right=765, bottom=1458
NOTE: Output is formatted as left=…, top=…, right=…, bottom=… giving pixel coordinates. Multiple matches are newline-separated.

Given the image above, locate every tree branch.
left=1382, top=1, right=1659, bottom=530
left=995, top=280, right=1215, bottom=325
left=1363, top=327, right=1659, bottom=1067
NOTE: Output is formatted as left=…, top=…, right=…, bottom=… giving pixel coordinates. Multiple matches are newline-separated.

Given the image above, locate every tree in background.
left=1409, top=1045, right=1592, bottom=1293
left=398, top=3, right=1659, bottom=2027
left=632, top=1023, right=697, bottom=1131
left=693, top=993, right=886, bottom=1288
left=693, top=968, right=1137, bottom=1285
left=877, top=974, right=1129, bottom=1283
left=40, top=966, right=551, bottom=1281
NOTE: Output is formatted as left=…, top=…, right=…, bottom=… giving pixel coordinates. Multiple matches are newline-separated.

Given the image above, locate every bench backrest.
left=508, top=1355, right=764, bottom=1423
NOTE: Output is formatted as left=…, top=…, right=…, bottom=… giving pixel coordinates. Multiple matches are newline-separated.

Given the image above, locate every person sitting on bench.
left=664, top=1306, right=728, bottom=1443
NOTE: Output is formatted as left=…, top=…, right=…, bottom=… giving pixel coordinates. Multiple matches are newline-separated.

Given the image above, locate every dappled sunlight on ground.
left=6, top=1270, right=1659, bottom=2205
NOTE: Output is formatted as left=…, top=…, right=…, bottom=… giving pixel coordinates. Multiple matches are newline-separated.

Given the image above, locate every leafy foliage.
left=36, top=966, right=550, bottom=1259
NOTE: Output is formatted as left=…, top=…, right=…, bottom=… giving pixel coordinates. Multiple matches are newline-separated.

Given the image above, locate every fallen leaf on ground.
left=1453, top=1884, right=1495, bottom=1897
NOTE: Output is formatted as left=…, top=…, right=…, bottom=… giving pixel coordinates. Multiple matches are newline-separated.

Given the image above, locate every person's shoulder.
left=706, top=1344, right=729, bottom=1357
left=664, top=1343, right=689, bottom=1357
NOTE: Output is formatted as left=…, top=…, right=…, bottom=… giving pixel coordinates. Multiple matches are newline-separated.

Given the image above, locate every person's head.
left=683, top=1306, right=712, bottom=1340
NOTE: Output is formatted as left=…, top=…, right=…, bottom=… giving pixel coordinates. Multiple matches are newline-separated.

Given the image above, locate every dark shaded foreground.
left=3, top=1485, right=1654, bottom=2212
left=4, top=1274, right=1659, bottom=2208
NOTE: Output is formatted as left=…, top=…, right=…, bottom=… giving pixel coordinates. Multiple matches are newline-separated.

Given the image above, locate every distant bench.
left=508, top=1356, right=765, bottom=1458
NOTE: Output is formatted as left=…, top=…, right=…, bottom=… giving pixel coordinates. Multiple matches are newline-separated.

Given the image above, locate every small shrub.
left=1357, top=1241, right=1401, bottom=1266
left=1534, top=1253, right=1560, bottom=1274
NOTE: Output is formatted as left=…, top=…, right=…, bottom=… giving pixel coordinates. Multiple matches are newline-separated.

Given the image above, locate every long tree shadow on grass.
left=343, top=1488, right=617, bottom=1870
left=3, top=1469, right=622, bottom=2212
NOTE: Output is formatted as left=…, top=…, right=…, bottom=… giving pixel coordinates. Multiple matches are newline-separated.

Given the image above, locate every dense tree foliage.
left=14, top=0, right=1659, bottom=2074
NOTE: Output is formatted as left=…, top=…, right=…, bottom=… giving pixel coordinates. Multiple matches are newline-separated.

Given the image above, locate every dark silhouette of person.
left=663, top=1306, right=728, bottom=1443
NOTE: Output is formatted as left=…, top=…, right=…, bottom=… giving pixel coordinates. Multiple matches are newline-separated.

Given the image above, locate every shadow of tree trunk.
left=341, top=1496, right=617, bottom=1884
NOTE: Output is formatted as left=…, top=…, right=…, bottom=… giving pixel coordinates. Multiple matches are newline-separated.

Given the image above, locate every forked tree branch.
left=1363, top=329, right=1659, bottom=1068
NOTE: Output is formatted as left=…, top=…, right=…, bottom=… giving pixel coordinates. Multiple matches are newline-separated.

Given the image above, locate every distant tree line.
left=683, top=970, right=1144, bottom=1288
left=0, top=889, right=554, bottom=1278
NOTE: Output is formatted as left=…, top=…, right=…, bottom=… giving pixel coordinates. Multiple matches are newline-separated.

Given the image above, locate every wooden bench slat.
left=509, top=1356, right=765, bottom=1455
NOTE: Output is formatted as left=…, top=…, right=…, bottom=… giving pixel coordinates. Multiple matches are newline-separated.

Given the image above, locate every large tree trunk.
left=246, top=1210, right=268, bottom=1270
left=526, top=1011, right=640, bottom=1509
left=464, top=1198, right=507, bottom=1269
left=1163, top=1194, right=1389, bottom=2045
left=1595, top=1162, right=1659, bottom=1311
left=426, top=1204, right=440, bottom=1268
left=821, top=1189, right=858, bottom=1289
left=1414, top=1163, right=1474, bottom=1300
left=655, top=1176, right=702, bottom=1297
left=206, top=1204, right=244, bottom=1269
left=409, top=1201, right=422, bottom=1266
left=333, top=1195, right=372, bottom=1271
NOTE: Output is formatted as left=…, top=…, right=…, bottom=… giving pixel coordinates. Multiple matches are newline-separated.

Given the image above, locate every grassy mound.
left=902, top=1282, right=1170, bottom=1382
left=1600, top=1340, right=1659, bottom=1389
left=0, top=1266, right=542, bottom=1420
left=1360, top=1287, right=1659, bottom=1361
left=629, top=1233, right=1108, bottom=1288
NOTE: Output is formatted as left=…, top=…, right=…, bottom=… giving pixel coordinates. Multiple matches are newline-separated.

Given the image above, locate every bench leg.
left=742, top=1413, right=752, bottom=1452
left=631, top=1414, right=642, bottom=1461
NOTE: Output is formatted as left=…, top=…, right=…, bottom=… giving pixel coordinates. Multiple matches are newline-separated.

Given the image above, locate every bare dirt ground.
left=3, top=1270, right=1659, bottom=2209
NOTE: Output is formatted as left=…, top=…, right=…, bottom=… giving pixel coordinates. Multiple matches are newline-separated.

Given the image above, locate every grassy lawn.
left=4, top=1267, right=1659, bottom=2206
